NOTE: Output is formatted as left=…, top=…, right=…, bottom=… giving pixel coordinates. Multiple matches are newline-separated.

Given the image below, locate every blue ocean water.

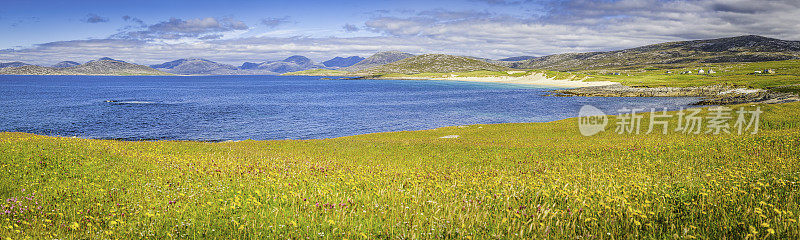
left=0, top=75, right=699, bottom=141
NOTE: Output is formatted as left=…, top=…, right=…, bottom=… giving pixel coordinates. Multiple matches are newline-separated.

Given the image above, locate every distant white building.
left=698, top=69, right=705, bottom=74
left=708, top=69, right=716, bottom=74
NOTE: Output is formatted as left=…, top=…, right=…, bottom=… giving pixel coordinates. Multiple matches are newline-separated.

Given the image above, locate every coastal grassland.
left=285, top=60, right=800, bottom=92
left=378, top=70, right=530, bottom=78
left=574, top=59, right=800, bottom=90
left=1, top=102, right=800, bottom=239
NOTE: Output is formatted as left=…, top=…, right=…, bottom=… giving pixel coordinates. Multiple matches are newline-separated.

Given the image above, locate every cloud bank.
left=112, top=17, right=249, bottom=40
left=2, top=0, right=799, bottom=65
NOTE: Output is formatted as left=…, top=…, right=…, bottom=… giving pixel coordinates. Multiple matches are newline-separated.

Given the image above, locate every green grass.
left=1, top=101, right=799, bottom=239
left=378, top=70, right=526, bottom=78
left=373, top=69, right=582, bottom=79
left=772, top=85, right=800, bottom=95
left=357, top=54, right=511, bottom=74
left=571, top=60, right=800, bottom=89
left=348, top=60, right=800, bottom=91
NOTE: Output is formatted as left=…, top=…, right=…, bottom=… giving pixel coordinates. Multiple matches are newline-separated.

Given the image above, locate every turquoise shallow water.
left=0, top=75, right=699, bottom=141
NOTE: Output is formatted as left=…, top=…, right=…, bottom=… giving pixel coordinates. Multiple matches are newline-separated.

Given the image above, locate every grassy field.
left=2, top=59, right=800, bottom=239
left=1, top=100, right=799, bottom=239
left=565, top=60, right=800, bottom=90
left=294, top=59, right=800, bottom=94
left=379, top=70, right=529, bottom=78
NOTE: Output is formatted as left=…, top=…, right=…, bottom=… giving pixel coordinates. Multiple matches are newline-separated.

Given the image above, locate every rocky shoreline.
left=550, top=84, right=800, bottom=105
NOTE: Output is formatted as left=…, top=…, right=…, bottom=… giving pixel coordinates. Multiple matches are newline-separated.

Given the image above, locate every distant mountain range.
left=0, top=59, right=170, bottom=75
left=150, top=55, right=335, bottom=75
left=2, top=35, right=799, bottom=76
left=238, top=55, right=326, bottom=74
left=0, top=62, right=29, bottom=68
left=150, top=58, right=243, bottom=75
left=91, top=57, right=126, bottom=63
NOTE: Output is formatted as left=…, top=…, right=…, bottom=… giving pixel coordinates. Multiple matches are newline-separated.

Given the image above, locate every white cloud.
left=2, top=0, right=800, bottom=65
left=113, top=17, right=249, bottom=40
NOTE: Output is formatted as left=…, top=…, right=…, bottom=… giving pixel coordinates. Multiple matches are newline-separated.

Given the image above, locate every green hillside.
left=505, top=35, right=800, bottom=71
left=358, top=54, right=512, bottom=75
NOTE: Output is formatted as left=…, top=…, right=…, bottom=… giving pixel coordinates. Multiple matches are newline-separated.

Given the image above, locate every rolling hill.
left=0, top=59, right=170, bottom=75
left=357, top=54, right=512, bottom=74
left=504, top=35, right=800, bottom=71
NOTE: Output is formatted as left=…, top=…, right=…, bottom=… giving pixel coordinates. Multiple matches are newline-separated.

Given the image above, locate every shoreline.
left=550, top=84, right=800, bottom=105
left=376, top=72, right=620, bottom=88
left=352, top=73, right=800, bottom=105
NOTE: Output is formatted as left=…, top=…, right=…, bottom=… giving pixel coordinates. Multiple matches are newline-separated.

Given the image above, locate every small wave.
left=105, top=100, right=156, bottom=104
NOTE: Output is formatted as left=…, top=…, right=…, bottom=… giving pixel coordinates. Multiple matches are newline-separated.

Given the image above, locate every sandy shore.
left=385, top=72, right=619, bottom=88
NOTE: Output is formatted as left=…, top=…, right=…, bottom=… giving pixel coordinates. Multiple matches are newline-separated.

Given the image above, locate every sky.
left=1, top=0, right=799, bottom=65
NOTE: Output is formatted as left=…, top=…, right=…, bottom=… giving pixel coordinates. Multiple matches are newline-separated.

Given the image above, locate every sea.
left=0, top=75, right=700, bottom=141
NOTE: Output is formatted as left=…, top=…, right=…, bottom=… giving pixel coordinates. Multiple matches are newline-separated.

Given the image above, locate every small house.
left=764, top=69, right=775, bottom=74
left=698, top=69, right=705, bottom=74
left=708, top=69, right=716, bottom=74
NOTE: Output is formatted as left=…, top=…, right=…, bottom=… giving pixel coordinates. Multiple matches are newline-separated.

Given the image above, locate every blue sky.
left=1, top=0, right=799, bottom=65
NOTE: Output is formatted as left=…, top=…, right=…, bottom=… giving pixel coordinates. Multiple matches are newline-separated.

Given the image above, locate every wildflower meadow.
left=1, top=102, right=799, bottom=239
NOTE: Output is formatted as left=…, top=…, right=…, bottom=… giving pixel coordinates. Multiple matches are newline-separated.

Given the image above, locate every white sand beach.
left=389, top=72, right=619, bottom=88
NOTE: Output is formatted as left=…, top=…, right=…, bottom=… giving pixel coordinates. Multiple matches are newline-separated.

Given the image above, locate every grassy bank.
left=564, top=60, right=800, bottom=90
left=285, top=60, right=800, bottom=94
left=1, top=101, right=799, bottom=239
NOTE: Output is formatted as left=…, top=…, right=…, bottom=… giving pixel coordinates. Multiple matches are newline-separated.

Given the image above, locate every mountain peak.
left=341, top=51, right=414, bottom=72
left=249, top=56, right=323, bottom=73
left=52, top=61, right=80, bottom=68
left=150, top=58, right=237, bottom=75
left=0, top=61, right=30, bottom=69
left=89, top=57, right=125, bottom=63
left=322, top=56, right=365, bottom=68
left=282, top=55, right=312, bottom=65
left=729, top=35, right=778, bottom=41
